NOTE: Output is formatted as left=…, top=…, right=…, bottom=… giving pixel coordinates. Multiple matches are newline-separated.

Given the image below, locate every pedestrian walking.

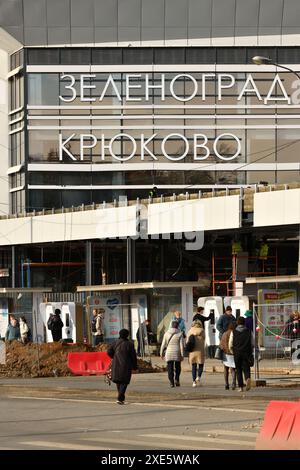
left=285, top=311, right=300, bottom=357
left=169, top=311, right=186, bottom=337
left=107, top=329, right=138, bottom=405
left=219, top=322, right=236, bottom=390
left=5, top=315, right=20, bottom=342
left=230, top=317, right=253, bottom=392
left=244, top=310, right=254, bottom=332
left=19, top=316, right=31, bottom=344
left=160, top=320, right=184, bottom=387
left=216, top=306, right=236, bottom=339
left=48, top=309, right=64, bottom=342
left=91, top=308, right=104, bottom=347
left=186, top=320, right=205, bottom=387
left=136, top=319, right=155, bottom=357
left=192, top=306, right=213, bottom=328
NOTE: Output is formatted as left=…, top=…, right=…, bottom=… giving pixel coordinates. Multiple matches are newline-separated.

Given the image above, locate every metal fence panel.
left=253, top=302, right=300, bottom=380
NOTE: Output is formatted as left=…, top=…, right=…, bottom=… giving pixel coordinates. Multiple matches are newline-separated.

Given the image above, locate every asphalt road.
left=0, top=370, right=299, bottom=451
left=0, top=395, right=262, bottom=450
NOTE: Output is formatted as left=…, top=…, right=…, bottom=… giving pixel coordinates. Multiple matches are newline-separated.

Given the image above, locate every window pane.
left=60, top=49, right=91, bottom=65
left=28, top=74, right=59, bottom=105
left=277, top=129, right=300, bottom=163
left=186, top=48, right=216, bottom=64
left=92, top=48, right=122, bottom=64
left=29, top=131, right=59, bottom=162
left=27, top=49, right=59, bottom=65
left=154, top=48, right=185, bottom=64
left=123, top=48, right=153, bottom=64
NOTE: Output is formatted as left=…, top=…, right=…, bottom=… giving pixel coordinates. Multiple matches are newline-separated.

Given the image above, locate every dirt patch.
left=0, top=341, right=163, bottom=378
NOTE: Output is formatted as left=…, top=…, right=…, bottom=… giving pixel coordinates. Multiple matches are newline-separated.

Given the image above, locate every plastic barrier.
left=256, top=401, right=300, bottom=450
left=67, top=352, right=111, bottom=376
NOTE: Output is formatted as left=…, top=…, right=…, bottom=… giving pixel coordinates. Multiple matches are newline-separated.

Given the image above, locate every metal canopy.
left=77, top=281, right=202, bottom=292
left=245, top=275, right=300, bottom=284
left=0, top=287, right=53, bottom=293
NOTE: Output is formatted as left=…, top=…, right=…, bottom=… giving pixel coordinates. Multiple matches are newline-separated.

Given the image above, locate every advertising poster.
left=258, top=290, right=297, bottom=347
left=0, top=299, right=8, bottom=339
left=130, top=294, right=147, bottom=341
left=89, top=294, right=122, bottom=341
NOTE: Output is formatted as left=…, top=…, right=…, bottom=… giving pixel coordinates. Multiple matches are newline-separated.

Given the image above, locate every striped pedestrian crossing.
left=18, top=427, right=258, bottom=450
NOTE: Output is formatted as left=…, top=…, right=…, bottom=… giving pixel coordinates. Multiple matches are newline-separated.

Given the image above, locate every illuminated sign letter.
left=201, top=74, right=215, bottom=100
left=99, top=75, right=122, bottom=102
left=59, top=74, right=76, bottom=103
left=109, top=134, right=137, bottom=161
left=193, top=134, right=210, bottom=160
left=80, top=134, right=97, bottom=160
left=80, top=74, right=96, bottom=102
left=126, top=74, right=142, bottom=101
left=145, top=74, right=165, bottom=101
left=170, top=74, right=197, bottom=102
left=217, top=74, right=235, bottom=100
left=237, top=74, right=262, bottom=101
left=141, top=134, right=158, bottom=160
left=213, top=133, right=241, bottom=161
left=265, top=75, right=291, bottom=105
left=161, top=134, right=189, bottom=160
left=59, top=133, right=77, bottom=160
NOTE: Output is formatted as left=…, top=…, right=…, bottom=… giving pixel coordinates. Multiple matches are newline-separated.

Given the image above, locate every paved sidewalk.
left=0, top=368, right=299, bottom=404
left=150, top=355, right=300, bottom=375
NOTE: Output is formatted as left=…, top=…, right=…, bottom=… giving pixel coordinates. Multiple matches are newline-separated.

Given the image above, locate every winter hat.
left=119, top=328, right=129, bottom=339
left=244, top=310, right=253, bottom=317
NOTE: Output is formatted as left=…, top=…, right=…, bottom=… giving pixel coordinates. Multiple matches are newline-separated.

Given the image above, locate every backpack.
left=47, top=315, right=54, bottom=330
left=185, top=334, right=196, bottom=353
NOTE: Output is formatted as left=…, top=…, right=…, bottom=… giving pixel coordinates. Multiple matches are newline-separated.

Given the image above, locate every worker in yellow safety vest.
left=232, top=239, right=242, bottom=255
left=259, top=241, right=269, bottom=260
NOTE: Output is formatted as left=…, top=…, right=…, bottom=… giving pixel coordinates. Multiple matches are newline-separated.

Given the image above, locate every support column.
left=85, top=241, right=92, bottom=286
left=298, top=227, right=300, bottom=276
left=127, top=238, right=136, bottom=284
left=11, top=246, right=15, bottom=288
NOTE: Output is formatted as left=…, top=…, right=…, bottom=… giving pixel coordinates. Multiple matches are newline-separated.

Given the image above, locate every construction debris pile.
left=0, top=341, right=163, bottom=378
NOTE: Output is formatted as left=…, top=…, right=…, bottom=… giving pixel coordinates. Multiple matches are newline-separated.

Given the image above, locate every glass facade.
left=7, top=47, right=300, bottom=212
left=9, top=65, right=25, bottom=214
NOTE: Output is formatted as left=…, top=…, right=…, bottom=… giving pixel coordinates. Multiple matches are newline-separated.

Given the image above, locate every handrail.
left=1, top=181, right=299, bottom=221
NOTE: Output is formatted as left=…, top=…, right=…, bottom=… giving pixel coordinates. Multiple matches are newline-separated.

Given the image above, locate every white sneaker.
left=196, top=377, right=200, bottom=383
left=245, top=378, right=251, bottom=391
left=192, top=381, right=197, bottom=387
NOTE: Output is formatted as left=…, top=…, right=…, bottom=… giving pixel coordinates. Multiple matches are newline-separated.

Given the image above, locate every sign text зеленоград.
left=55, top=72, right=293, bottom=162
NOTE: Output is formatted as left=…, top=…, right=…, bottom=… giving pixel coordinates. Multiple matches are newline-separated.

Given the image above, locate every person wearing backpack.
left=186, top=319, right=205, bottom=387
left=160, top=321, right=184, bottom=387
left=229, top=317, right=253, bottom=392
left=19, top=316, right=31, bottom=344
left=49, top=309, right=64, bottom=342
left=219, top=321, right=236, bottom=390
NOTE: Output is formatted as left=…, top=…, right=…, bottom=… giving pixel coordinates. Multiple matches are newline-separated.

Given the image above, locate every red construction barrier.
left=256, top=401, right=300, bottom=450
left=68, top=352, right=111, bottom=376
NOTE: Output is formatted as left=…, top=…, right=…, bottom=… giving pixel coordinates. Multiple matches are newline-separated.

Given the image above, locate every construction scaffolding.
left=212, top=250, right=278, bottom=296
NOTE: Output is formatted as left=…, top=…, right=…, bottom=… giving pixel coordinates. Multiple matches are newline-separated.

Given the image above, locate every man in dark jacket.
left=193, top=307, right=213, bottom=328
left=231, top=317, right=253, bottom=392
left=49, top=309, right=64, bottom=342
left=107, top=329, right=138, bottom=405
left=216, top=306, right=235, bottom=339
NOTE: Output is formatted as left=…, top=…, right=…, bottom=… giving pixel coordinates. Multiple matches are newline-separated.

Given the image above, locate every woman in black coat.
left=107, top=329, right=138, bottom=404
